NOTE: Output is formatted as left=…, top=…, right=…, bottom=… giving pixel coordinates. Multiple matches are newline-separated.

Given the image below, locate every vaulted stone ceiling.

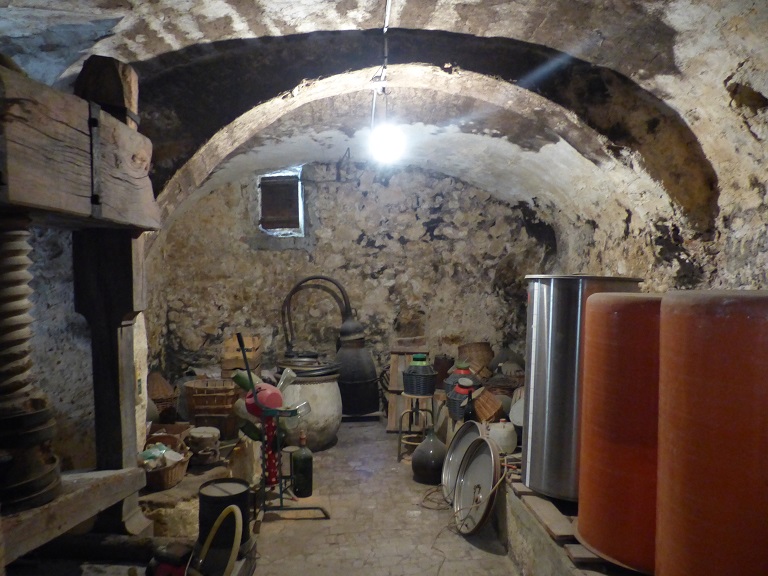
left=2, top=1, right=767, bottom=238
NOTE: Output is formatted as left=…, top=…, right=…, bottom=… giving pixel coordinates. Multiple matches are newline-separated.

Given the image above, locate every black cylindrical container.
left=336, top=337, right=379, bottom=415
left=198, top=478, right=251, bottom=549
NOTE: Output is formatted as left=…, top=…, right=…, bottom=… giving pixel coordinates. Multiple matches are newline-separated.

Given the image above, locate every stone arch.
left=143, top=30, right=718, bottom=238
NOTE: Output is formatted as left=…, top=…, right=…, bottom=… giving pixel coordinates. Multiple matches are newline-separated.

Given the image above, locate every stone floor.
left=254, top=420, right=520, bottom=576
left=7, top=420, right=520, bottom=575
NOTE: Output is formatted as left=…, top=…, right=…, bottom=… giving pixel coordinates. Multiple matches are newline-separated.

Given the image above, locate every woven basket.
left=143, top=434, right=191, bottom=491
left=152, top=389, right=180, bottom=416
left=402, top=371, right=437, bottom=396
left=457, top=342, right=494, bottom=375
left=184, top=379, right=239, bottom=415
left=473, top=388, right=504, bottom=423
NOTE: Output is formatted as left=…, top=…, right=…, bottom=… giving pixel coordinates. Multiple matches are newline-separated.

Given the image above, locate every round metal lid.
left=453, top=436, right=502, bottom=535
left=441, top=420, right=483, bottom=503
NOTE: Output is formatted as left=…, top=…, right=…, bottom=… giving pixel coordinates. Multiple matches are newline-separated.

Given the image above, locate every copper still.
left=280, top=276, right=378, bottom=416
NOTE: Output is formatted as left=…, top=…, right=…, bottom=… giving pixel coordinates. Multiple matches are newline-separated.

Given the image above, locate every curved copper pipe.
left=280, top=276, right=352, bottom=352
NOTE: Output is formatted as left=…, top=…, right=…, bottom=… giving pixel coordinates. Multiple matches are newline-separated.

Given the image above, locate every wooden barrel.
left=657, top=291, right=768, bottom=576
left=577, top=293, right=661, bottom=574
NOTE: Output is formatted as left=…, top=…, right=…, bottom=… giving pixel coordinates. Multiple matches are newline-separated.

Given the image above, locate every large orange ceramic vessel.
left=657, top=291, right=768, bottom=576
left=578, top=293, right=661, bottom=574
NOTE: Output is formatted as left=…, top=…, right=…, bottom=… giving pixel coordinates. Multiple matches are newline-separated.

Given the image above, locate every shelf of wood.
left=2, top=467, right=145, bottom=565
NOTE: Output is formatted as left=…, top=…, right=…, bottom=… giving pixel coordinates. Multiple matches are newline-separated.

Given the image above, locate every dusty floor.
left=254, top=420, right=519, bottom=576
left=6, top=420, right=519, bottom=575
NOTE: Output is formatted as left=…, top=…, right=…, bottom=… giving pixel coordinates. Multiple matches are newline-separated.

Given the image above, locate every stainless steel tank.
left=522, top=275, right=642, bottom=501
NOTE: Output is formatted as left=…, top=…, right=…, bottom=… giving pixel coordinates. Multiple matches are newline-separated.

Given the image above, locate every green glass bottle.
left=463, top=389, right=478, bottom=423
left=291, top=429, right=313, bottom=498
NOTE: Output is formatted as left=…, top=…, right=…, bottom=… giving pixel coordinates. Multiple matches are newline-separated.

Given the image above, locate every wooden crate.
left=184, top=379, right=239, bottom=415
left=221, top=335, right=262, bottom=370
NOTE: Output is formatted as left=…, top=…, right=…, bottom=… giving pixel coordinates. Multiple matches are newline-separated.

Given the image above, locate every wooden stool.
left=397, top=393, right=434, bottom=461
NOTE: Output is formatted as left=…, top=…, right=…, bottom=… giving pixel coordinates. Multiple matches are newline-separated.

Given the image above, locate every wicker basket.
left=148, top=372, right=179, bottom=417
left=184, top=379, right=239, bottom=414
left=457, top=342, right=494, bottom=375
left=473, top=388, right=504, bottom=423
left=183, top=379, right=240, bottom=440
left=143, top=434, right=191, bottom=491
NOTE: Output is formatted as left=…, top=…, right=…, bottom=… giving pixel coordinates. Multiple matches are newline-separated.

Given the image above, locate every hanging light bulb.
left=369, top=122, right=405, bottom=164
left=367, top=0, right=405, bottom=165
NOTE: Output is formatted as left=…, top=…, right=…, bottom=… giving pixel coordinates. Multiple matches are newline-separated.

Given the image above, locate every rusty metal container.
left=577, top=293, right=661, bottom=574
left=657, top=291, right=768, bottom=576
left=522, top=274, right=642, bottom=501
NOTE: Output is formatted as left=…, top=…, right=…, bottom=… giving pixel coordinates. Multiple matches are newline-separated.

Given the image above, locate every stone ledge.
left=499, top=482, right=635, bottom=576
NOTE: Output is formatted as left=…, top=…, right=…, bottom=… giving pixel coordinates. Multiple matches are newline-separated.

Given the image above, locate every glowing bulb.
left=369, top=123, right=405, bottom=164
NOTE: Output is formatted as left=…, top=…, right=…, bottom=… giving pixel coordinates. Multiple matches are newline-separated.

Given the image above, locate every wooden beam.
left=72, top=229, right=152, bottom=538
left=74, top=55, right=140, bottom=130
left=0, top=66, right=159, bottom=230
left=1, top=468, right=146, bottom=565
left=521, top=495, right=576, bottom=543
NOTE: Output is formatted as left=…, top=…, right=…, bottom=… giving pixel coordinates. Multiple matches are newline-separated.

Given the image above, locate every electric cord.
left=417, top=470, right=509, bottom=576
left=420, top=485, right=451, bottom=510
left=452, top=468, right=509, bottom=534
left=186, top=504, right=243, bottom=576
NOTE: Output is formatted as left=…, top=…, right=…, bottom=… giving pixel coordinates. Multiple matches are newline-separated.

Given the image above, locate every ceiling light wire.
left=368, top=0, right=405, bottom=164
left=370, top=0, right=392, bottom=129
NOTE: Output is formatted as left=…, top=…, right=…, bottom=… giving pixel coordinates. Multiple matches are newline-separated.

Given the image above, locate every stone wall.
left=28, top=227, right=96, bottom=471
left=145, top=164, right=564, bottom=380
left=25, top=161, right=768, bottom=466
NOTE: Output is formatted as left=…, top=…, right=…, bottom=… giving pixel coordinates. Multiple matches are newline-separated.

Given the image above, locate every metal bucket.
left=522, top=274, right=641, bottom=501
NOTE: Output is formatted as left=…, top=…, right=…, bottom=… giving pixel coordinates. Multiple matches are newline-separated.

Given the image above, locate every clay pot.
left=281, top=373, right=342, bottom=451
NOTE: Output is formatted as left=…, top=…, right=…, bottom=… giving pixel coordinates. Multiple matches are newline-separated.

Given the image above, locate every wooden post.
left=72, top=57, right=152, bottom=536
left=72, top=230, right=151, bottom=534
left=1, top=513, right=5, bottom=576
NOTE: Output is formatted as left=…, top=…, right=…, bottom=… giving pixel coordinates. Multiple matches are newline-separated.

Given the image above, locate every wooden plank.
left=2, top=468, right=145, bottom=564
left=564, top=544, right=604, bottom=566
left=73, top=230, right=145, bottom=471
left=0, top=66, right=159, bottom=230
left=521, top=495, right=576, bottom=543
left=388, top=352, right=413, bottom=392
left=511, top=482, right=536, bottom=497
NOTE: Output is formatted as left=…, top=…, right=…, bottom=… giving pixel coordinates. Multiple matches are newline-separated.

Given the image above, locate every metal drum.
left=577, top=293, right=662, bottom=574
left=522, top=274, right=641, bottom=501
left=656, top=291, right=768, bottom=576
left=198, top=478, right=251, bottom=549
